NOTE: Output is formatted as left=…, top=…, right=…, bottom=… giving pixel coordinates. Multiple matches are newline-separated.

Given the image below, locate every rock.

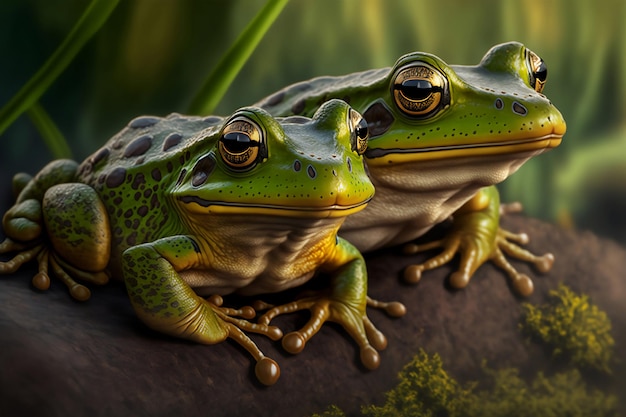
left=1, top=192, right=625, bottom=416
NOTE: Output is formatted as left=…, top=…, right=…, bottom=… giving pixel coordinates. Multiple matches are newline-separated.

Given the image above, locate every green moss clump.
left=311, top=405, right=346, bottom=417
left=362, top=349, right=474, bottom=417
left=521, top=283, right=615, bottom=372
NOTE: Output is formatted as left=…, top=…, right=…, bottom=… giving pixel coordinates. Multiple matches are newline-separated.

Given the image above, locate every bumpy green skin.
left=0, top=99, right=400, bottom=385
left=256, top=42, right=567, bottom=295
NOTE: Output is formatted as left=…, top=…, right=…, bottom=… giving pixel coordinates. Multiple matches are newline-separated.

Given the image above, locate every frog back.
left=76, top=113, right=223, bottom=253
left=256, top=67, right=389, bottom=118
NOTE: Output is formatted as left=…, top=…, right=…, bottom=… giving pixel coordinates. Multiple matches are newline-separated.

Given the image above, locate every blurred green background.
left=1, top=0, right=625, bottom=244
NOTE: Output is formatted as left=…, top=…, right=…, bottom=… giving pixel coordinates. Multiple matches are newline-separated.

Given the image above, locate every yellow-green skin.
left=0, top=99, right=399, bottom=386
left=256, top=42, right=567, bottom=295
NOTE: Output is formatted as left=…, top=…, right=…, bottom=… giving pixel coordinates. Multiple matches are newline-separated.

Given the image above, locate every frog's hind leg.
left=39, top=183, right=111, bottom=300
left=1, top=169, right=112, bottom=300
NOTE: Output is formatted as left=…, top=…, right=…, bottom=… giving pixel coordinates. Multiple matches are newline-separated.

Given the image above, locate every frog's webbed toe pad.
left=255, top=357, right=281, bottom=386
left=259, top=296, right=392, bottom=370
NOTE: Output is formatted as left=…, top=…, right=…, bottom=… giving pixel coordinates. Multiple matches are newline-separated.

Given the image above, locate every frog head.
left=361, top=41, right=566, bottom=167
left=175, top=99, right=373, bottom=219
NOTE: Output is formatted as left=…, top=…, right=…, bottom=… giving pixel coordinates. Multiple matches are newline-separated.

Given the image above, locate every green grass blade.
left=0, top=0, right=120, bottom=139
left=27, top=102, right=73, bottom=159
left=187, top=0, right=290, bottom=115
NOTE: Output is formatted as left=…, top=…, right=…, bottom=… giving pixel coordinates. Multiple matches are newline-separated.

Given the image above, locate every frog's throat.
left=365, top=133, right=563, bottom=165
left=178, top=196, right=371, bottom=218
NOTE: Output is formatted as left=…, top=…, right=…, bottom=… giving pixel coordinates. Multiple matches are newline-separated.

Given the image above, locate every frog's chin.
left=364, top=132, right=563, bottom=166
left=178, top=196, right=370, bottom=219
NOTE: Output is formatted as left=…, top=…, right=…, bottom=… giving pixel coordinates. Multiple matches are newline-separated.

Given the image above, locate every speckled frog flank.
left=1, top=99, right=404, bottom=386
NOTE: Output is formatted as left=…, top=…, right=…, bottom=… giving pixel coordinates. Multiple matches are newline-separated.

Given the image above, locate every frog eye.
left=391, top=63, right=449, bottom=119
left=348, top=108, right=369, bottom=155
left=526, top=49, right=547, bottom=93
left=219, top=117, right=265, bottom=170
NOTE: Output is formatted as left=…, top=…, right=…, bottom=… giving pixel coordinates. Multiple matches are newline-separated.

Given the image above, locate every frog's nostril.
left=512, top=101, right=528, bottom=116
left=307, top=165, right=317, bottom=179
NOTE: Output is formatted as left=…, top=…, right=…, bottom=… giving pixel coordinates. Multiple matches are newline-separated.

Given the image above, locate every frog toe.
left=366, top=296, right=407, bottom=318
left=360, top=346, right=380, bottom=370
left=255, top=357, right=281, bottom=386
left=535, top=252, right=555, bottom=273
left=222, top=320, right=282, bottom=386
left=512, top=273, right=534, bottom=297
left=282, top=331, right=306, bottom=354
left=449, top=270, right=471, bottom=289
left=402, top=238, right=460, bottom=285
left=403, top=264, right=423, bottom=284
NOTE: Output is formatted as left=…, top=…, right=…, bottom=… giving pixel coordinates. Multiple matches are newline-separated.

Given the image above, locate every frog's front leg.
left=258, top=238, right=405, bottom=370
left=122, top=236, right=283, bottom=386
left=403, top=185, right=554, bottom=296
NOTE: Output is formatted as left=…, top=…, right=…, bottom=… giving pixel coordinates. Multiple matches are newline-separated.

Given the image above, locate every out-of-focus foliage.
left=1, top=0, right=625, bottom=243
left=521, top=284, right=615, bottom=372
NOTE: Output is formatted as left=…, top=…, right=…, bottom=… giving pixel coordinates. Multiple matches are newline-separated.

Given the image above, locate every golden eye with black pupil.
left=348, top=108, right=369, bottom=155
left=219, top=117, right=264, bottom=170
left=526, top=49, right=548, bottom=93
left=391, top=63, right=448, bottom=119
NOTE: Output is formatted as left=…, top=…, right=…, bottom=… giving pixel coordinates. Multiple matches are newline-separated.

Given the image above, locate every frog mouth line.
left=179, top=196, right=371, bottom=218
left=364, top=133, right=563, bottom=163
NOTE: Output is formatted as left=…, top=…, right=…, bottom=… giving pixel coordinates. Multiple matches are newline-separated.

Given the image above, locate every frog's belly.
left=341, top=150, right=545, bottom=251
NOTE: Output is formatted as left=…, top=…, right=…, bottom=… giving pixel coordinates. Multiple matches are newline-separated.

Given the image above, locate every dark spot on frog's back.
left=129, top=116, right=160, bottom=129
left=202, top=116, right=221, bottom=124
left=92, top=148, right=110, bottom=165
left=132, top=173, right=146, bottom=190
left=124, top=135, right=152, bottom=158
left=291, top=99, right=306, bottom=115
left=264, top=91, right=285, bottom=107
left=163, top=133, right=183, bottom=152
left=105, top=167, right=127, bottom=188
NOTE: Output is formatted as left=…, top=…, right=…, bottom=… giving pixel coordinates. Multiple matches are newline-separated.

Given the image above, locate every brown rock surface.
left=1, top=185, right=625, bottom=416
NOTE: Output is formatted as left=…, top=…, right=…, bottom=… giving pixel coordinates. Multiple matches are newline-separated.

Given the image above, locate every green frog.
left=0, top=99, right=405, bottom=385
left=255, top=42, right=567, bottom=296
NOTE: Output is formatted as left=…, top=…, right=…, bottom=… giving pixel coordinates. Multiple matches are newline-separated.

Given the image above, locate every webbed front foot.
left=403, top=227, right=553, bottom=296
left=257, top=292, right=405, bottom=370
left=123, top=236, right=284, bottom=386
left=402, top=187, right=553, bottom=296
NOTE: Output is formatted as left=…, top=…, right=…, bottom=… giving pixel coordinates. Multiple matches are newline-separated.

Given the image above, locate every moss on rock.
left=521, top=284, right=615, bottom=372
left=313, top=349, right=617, bottom=417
